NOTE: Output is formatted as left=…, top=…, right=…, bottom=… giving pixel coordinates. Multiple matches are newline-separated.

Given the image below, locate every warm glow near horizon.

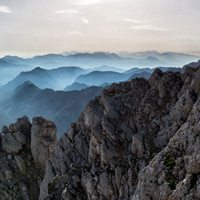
left=0, top=0, right=200, bottom=56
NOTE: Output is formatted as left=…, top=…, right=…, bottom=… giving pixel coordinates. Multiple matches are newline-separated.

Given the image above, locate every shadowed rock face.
left=0, top=116, right=56, bottom=200
left=39, top=62, right=200, bottom=200
left=31, top=117, right=57, bottom=174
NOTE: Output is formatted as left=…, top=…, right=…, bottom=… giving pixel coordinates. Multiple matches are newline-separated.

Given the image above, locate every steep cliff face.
left=39, top=64, right=200, bottom=200
left=0, top=117, right=56, bottom=200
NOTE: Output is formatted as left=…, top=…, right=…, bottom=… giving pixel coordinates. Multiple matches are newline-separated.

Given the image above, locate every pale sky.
left=0, top=0, right=200, bottom=56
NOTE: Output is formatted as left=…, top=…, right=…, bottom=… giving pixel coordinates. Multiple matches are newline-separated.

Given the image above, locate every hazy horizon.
left=1, top=50, right=200, bottom=59
left=0, top=0, right=200, bottom=57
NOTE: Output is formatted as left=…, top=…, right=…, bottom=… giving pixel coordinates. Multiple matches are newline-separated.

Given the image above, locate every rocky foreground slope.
left=1, top=62, right=200, bottom=200
left=0, top=117, right=56, bottom=199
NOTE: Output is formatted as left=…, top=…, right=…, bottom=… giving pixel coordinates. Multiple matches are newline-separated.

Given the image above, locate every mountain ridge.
left=4, top=66, right=87, bottom=90
left=0, top=51, right=199, bottom=70
left=1, top=81, right=103, bottom=135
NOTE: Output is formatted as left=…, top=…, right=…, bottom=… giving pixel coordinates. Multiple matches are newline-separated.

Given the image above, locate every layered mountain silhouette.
left=4, top=66, right=155, bottom=90
left=4, top=66, right=87, bottom=90
left=1, top=81, right=103, bottom=135
left=0, top=51, right=198, bottom=87
left=0, top=65, right=158, bottom=135
left=64, top=82, right=89, bottom=91
left=0, top=51, right=198, bottom=70
left=0, top=61, right=185, bottom=138
left=119, top=51, right=199, bottom=65
left=75, top=67, right=181, bottom=86
left=75, top=71, right=131, bottom=86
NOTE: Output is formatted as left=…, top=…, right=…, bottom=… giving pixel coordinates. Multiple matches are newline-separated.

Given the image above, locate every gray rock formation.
left=0, top=116, right=56, bottom=200
left=31, top=117, right=57, bottom=174
left=39, top=63, right=200, bottom=200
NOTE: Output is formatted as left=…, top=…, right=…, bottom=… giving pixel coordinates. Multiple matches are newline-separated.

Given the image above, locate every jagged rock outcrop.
left=39, top=62, right=200, bottom=200
left=0, top=116, right=56, bottom=200
left=31, top=117, right=57, bottom=174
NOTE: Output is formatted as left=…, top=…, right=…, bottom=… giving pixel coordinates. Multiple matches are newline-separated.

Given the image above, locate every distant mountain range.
left=118, top=51, right=199, bottom=65
left=0, top=54, right=198, bottom=138
left=74, top=66, right=181, bottom=86
left=0, top=81, right=103, bottom=135
left=0, top=64, right=182, bottom=134
left=64, top=82, right=89, bottom=91
left=0, top=51, right=199, bottom=86
left=2, top=65, right=183, bottom=94
left=0, top=52, right=123, bottom=69
left=0, top=51, right=198, bottom=69
left=4, top=66, right=87, bottom=90
left=0, top=61, right=184, bottom=134
left=3, top=66, right=156, bottom=90
left=0, top=64, right=159, bottom=135
left=75, top=71, right=132, bottom=86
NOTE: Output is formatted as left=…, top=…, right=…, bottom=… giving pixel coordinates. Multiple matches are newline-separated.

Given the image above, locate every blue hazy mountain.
left=3, top=64, right=181, bottom=95
left=67, top=52, right=121, bottom=59
left=64, top=82, right=89, bottom=91
left=0, top=56, right=29, bottom=86
left=124, top=67, right=153, bottom=74
left=75, top=71, right=130, bottom=86
left=160, top=52, right=199, bottom=64
left=74, top=66, right=182, bottom=86
left=119, top=51, right=199, bottom=66
left=0, top=56, right=27, bottom=68
left=0, top=51, right=198, bottom=73
left=90, top=65, right=125, bottom=72
left=5, top=66, right=87, bottom=90
left=1, top=81, right=103, bottom=135
left=0, top=50, right=198, bottom=87
left=75, top=68, right=153, bottom=86
left=2, top=52, right=122, bottom=68
left=4, top=66, right=155, bottom=92
left=0, top=65, right=154, bottom=135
